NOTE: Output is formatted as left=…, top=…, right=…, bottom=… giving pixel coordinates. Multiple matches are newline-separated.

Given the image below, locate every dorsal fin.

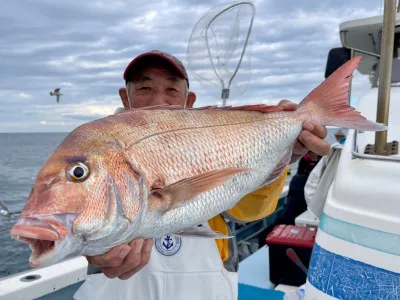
left=129, top=104, right=285, bottom=113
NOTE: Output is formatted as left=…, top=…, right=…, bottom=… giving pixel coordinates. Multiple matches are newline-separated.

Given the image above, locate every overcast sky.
left=0, top=0, right=382, bottom=133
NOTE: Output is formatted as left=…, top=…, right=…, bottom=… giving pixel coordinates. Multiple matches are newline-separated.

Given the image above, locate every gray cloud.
left=0, top=0, right=381, bottom=132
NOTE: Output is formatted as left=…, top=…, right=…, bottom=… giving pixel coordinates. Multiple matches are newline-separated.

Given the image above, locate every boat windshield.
left=370, top=31, right=400, bottom=85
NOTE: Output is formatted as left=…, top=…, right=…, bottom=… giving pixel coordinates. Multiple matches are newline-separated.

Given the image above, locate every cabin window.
left=391, top=32, right=400, bottom=83
left=372, top=31, right=400, bottom=84
left=394, top=32, right=400, bottom=59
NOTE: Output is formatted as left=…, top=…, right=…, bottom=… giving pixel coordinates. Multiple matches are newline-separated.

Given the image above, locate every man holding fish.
left=72, top=50, right=332, bottom=300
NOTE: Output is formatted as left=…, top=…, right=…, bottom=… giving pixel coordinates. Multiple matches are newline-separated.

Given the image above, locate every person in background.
left=74, top=50, right=330, bottom=300
left=302, top=127, right=347, bottom=221
left=275, top=151, right=321, bottom=226
left=334, top=128, right=346, bottom=145
left=274, top=126, right=347, bottom=227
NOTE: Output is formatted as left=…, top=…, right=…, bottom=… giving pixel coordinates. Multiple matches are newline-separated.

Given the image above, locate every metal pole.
left=374, top=0, right=396, bottom=155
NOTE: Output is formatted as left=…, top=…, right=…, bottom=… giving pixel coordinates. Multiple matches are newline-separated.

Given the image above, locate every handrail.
left=374, top=0, right=397, bottom=154
left=351, top=130, right=400, bottom=162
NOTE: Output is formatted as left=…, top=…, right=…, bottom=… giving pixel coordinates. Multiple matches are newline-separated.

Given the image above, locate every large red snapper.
left=10, top=56, right=386, bottom=267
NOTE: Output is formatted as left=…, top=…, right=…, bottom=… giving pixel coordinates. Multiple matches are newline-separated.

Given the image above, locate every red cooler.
left=266, top=224, right=317, bottom=286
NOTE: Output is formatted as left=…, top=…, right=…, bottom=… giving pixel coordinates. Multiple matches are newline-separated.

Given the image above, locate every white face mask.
left=126, top=83, right=133, bottom=110
left=114, top=107, right=125, bottom=114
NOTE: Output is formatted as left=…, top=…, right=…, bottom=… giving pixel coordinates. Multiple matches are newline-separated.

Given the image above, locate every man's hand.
left=86, top=238, right=153, bottom=280
left=277, top=100, right=330, bottom=163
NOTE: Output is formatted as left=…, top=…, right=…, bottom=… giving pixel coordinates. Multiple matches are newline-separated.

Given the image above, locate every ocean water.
left=0, top=133, right=68, bottom=278
left=0, top=128, right=343, bottom=278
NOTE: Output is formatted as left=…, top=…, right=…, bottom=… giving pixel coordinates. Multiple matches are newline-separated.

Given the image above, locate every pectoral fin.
left=149, top=168, right=251, bottom=210
left=175, top=225, right=233, bottom=239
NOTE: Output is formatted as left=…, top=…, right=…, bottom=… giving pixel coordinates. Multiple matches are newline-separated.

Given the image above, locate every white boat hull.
left=305, top=86, right=400, bottom=299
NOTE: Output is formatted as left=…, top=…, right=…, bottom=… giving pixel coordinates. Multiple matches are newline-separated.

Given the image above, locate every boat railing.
left=351, top=130, right=400, bottom=162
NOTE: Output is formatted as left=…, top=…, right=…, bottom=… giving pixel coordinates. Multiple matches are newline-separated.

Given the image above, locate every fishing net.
left=186, top=1, right=256, bottom=106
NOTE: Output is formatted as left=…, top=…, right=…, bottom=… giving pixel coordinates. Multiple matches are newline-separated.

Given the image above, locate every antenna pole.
left=374, top=0, right=396, bottom=155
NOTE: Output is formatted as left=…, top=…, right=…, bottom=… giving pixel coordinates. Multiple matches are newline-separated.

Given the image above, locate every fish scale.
left=130, top=113, right=282, bottom=181
left=132, top=112, right=301, bottom=238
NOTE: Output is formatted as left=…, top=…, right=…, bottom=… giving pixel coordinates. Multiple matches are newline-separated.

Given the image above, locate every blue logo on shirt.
left=155, top=235, right=182, bottom=256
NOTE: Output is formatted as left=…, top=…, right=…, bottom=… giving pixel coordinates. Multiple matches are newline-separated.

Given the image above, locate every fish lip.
left=10, top=214, right=78, bottom=267
left=10, top=217, right=62, bottom=241
left=10, top=223, right=59, bottom=241
left=10, top=217, right=68, bottom=268
left=10, top=223, right=58, bottom=268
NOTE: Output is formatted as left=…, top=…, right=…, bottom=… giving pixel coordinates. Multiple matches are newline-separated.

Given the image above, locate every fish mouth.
left=10, top=217, right=65, bottom=267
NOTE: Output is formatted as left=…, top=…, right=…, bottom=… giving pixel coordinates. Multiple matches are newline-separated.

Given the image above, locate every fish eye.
left=66, top=162, right=89, bottom=183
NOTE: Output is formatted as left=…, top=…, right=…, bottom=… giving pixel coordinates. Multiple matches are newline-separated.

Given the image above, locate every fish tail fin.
left=298, top=56, right=387, bottom=131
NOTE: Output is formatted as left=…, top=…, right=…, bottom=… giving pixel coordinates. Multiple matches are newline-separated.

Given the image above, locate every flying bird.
left=50, top=88, right=63, bottom=104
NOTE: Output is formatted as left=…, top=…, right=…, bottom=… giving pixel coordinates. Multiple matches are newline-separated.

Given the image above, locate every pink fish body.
left=10, top=56, right=386, bottom=267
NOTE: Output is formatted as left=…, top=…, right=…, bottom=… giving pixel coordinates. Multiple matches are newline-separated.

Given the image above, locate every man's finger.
left=101, top=266, right=122, bottom=279
left=118, top=239, right=153, bottom=280
left=141, top=239, right=153, bottom=264
left=124, top=238, right=145, bottom=270
left=100, top=239, right=144, bottom=278
left=119, top=238, right=151, bottom=274
left=303, top=121, right=327, bottom=139
left=290, top=141, right=308, bottom=163
left=86, top=244, right=131, bottom=268
left=118, top=264, right=145, bottom=280
left=298, top=131, right=331, bottom=156
left=292, top=139, right=307, bottom=155
left=278, top=99, right=297, bottom=111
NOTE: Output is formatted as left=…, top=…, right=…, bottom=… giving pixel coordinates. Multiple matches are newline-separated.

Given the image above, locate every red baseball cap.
left=123, top=50, right=189, bottom=87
